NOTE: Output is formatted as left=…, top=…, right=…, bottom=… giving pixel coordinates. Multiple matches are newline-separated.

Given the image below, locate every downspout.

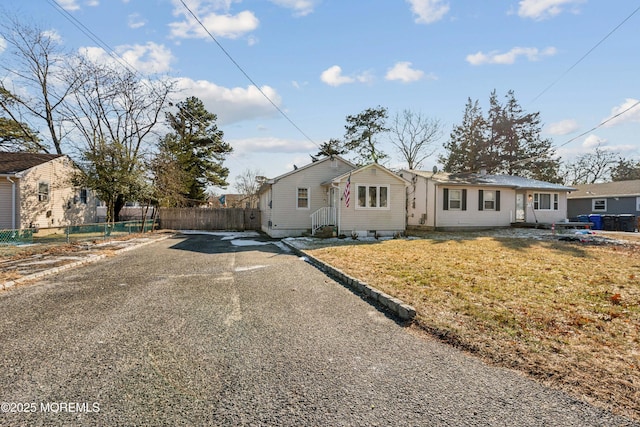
left=6, top=176, right=16, bottom=230
left=331, top=182, right=341, bottom=236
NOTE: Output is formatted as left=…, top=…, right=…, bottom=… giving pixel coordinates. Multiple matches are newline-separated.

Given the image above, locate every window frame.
left=296, top=187, right=310, bottom=210
left=448, top=189, right=462, bottom=210
left=533, top=192, right=559, bottom=211
left=38, top=182, right=50, bottom=202
left=355, top=184, right=390, bottom=210
left=592, top=198, right=607, bottom=212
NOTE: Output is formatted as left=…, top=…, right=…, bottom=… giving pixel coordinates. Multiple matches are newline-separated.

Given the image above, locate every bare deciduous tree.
left=234, top=168, right=265, bottom=208
left=65, top=59, right=174, bottom=221
left=389, top=109, right=443, bottom=170
left=561, top=144, right=619, bottom=184
left=0, top=16, right=81, bottom=154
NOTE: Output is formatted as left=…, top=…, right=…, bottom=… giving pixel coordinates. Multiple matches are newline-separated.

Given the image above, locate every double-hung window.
left=443, top=188, right=467, bottom=211
left=38, top=182, right=50, bottom=202
left=296, top=187, right=309, bottom=209
left=356, top=185, right=389, bottom=209
left=478, top=190, right=500, bottom=211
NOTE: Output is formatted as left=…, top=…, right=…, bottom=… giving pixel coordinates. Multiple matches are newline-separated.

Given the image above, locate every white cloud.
left=230, top=137, right=316, bottom=154
left=42, top=30, right=63, bottom=43
left=602, top=98, right=640, bottom=128
left=128, top=13, right=147, bottom=29
left=385, top=61, right=428, bottom=83
left=582, top=134, right=607, bottom=149
left=79, top=42, right=175, bottom=74
left=0, top=38, right=6, bottom=54
left=269, top=0, right=319, bottom=17
left=320, top=65, right=371, bottom=87
left=546, top=119, right=579, bottom=135
left=57, top=0, right=81, bottom=11
left=169, top=0, right=259, bottom=39
left=406, top=0, right=450, bottom=24
left=172, top=77, right=281, bottom=125
left=56, top=0, right=100, bottom=10
left=517, top=0, right=584, bottom=20
left=466, top=46, right=557, bottom=65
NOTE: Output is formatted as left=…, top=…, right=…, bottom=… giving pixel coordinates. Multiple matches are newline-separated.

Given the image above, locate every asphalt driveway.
left=0, top=232, right=635, bottom=426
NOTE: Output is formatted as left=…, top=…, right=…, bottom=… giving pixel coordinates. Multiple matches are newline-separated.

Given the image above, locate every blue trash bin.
left=577, top=214, right=589, bottom=223
left=588, top=214, right=603, bottom=230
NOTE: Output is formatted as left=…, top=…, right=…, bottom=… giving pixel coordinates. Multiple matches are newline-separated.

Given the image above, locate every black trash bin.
left=618, top=214, right=636, bottom=232
left=602, top=215, right=615, bottom=231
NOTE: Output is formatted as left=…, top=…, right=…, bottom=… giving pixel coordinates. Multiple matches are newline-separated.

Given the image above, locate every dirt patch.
left=303, top=230, right=640, bottom=421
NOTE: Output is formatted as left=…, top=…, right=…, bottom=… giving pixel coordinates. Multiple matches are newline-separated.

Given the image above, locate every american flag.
left=343, top=173, right=351, bottom=207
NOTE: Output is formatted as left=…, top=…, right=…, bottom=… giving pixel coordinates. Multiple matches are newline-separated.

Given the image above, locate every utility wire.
left=530, top=4, right=640, bottom=104
left=177, top=0, right=319, bottom=149
left=46, top=0, right=263, bottom=188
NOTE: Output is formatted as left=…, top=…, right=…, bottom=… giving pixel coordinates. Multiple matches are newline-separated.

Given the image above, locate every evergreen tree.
left=440, top=90, right=560, bottom=182
left=310, top=138, right=345, bottom=162
left=343, top=106, right=389, bottom=165
left=158, top=97, right=232, bottom=206
left=610, top=157, right=640, bottom=181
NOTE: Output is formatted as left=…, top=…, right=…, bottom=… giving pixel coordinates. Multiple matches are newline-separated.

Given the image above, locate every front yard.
left=303, top=231, right=640, bottom=421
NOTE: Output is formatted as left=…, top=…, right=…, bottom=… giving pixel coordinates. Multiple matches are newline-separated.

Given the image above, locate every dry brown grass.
left=307, top=236, right=640, bottom=420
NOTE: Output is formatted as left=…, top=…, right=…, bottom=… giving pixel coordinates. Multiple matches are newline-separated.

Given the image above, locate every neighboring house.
left=0, top=152, right=97, bottom=230
left=258, top=156, right=409, bottom=238
left=567, top=180, right=640, bottom=218
left=400, top=170, right=575, bottom=230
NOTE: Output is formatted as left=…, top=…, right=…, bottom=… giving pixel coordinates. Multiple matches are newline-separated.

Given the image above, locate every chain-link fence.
left=0, top=220, right=156, bottom=246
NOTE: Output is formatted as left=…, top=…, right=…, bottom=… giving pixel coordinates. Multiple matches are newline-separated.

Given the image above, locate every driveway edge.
left=282, top=240, right=416, bottom=322
left=2, top=234, right=174, bottom=290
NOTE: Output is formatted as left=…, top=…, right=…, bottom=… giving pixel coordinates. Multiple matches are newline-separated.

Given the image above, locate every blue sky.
left=2, top=0, right=639, bottom=192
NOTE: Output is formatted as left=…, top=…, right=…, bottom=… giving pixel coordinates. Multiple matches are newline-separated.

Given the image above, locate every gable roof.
left=405, top=169, right=575, bottom=191
left=323, top=163, right=410, bottom=186
left=263, top=155, right=356, bottom=185
left=0, top=152, right=64, bottom=175
left=567, top=180, right=640, bottom=199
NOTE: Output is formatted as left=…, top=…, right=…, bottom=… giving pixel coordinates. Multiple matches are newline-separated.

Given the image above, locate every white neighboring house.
left=400, top=169, right=575, bottom=230
left=0, top=152, right=97, bottom=230
left=258, top=156, right=409, bottom=238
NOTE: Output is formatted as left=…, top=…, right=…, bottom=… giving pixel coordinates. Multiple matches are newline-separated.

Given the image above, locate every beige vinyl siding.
left=19, top=157, right=96, bottom=228
left=339, top=166, right=406, bottom=235
left=266, top=158, right=354, bottom=236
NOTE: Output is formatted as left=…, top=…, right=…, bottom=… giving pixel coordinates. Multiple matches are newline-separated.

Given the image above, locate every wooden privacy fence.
left=158, top=208, right=261, bottom=231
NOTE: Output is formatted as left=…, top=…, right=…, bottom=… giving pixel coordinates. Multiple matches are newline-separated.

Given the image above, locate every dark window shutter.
left=478, top=190, right=484, bottom=211
left=496, top=190, right=501, bottom=211
left=443, top=188, right=449, bottom=210
left=462, top=189, right=467, bottom=211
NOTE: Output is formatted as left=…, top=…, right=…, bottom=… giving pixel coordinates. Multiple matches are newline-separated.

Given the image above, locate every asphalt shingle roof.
left=0, top=152, right=63, bottom=175
left=407, top=170, right=575, bottom=191
left=567, top=180, right=640, bottom=199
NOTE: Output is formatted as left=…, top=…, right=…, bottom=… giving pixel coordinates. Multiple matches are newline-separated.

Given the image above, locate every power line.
left=177, top=0, right=319, bottom=149
left=530, top=4, right=640, bottom=104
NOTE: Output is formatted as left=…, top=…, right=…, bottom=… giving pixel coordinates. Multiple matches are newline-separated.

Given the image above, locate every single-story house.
left=400, top=169, right=576, bottom=230
left=258, top=156, right=409, bottom=238
left=567, top=180, right=640, bottom=218
left=0, top=152, right=97, bottom=230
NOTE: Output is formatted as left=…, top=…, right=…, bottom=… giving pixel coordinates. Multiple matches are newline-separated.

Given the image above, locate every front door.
left=516, top=193, right=525, bottom=222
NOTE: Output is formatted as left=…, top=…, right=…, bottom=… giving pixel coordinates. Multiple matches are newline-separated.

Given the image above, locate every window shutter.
left=462, top=189, right=467, bottom=211
left=496, top=190, right=501, bottom=211
left=443, top=188, right=449, bottom=210
left=478, top=190, right=484, bottom=211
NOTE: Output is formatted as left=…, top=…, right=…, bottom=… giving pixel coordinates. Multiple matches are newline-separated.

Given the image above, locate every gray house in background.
left=567, top=180, right=640, bottom=218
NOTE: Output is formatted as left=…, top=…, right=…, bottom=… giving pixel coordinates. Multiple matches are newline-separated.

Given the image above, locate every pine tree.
left=441, top=91, right=560, bottom=181
left=158, top=97, right=232, bottom=206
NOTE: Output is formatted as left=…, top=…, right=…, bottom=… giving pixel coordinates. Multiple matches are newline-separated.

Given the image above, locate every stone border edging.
left=282, top=240, right=416, bottom=321
left=1, top=234, right=174, bottom=291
